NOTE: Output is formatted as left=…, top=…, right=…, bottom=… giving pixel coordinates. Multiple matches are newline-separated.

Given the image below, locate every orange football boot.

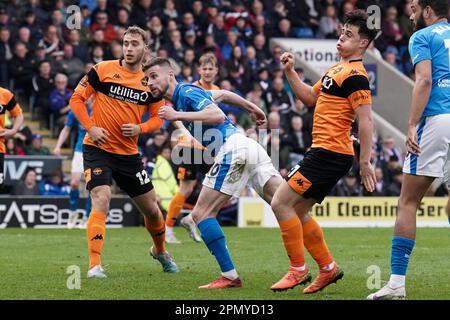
left=271, top=267, right=312, bottom=292
left=303, top=265, right=344, bottom=294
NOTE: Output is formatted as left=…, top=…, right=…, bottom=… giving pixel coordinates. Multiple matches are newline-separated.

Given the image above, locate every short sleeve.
left=409, top=32, right=431, bottom=66
left=186, top=88, right=216, bottom=111
left=313, top=78, right=322, bottom=94
left=65, top=111, right=76, bottom=128
left=341, top=75, right=372, bottom=110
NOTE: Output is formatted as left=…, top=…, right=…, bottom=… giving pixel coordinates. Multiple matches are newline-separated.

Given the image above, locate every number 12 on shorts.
left=136, top=169, right=150, bottom=185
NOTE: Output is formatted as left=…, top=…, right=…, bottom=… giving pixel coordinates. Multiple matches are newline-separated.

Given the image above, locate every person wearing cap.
left=25, top=134, right=50, bottom=155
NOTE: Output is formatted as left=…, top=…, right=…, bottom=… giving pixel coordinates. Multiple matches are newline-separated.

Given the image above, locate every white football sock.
left=389, top=274, right=405, bottom=288
left=222, top=269, right=239, bottom=280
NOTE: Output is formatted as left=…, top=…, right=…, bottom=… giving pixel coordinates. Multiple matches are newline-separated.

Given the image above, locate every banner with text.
left=0, top=196, right=141, bottom=228
left=4, top=155, right=65, bottom=185
left=238, top=197, right=448, bottom=228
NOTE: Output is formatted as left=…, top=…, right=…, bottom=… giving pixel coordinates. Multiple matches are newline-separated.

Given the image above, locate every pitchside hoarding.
left=238, top=197, right=448, bottom=228
left=0, top=196, right=141, bottom=228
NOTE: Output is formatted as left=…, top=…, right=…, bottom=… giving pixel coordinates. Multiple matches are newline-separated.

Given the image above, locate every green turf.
left=1, top=227, right=449, bottom=300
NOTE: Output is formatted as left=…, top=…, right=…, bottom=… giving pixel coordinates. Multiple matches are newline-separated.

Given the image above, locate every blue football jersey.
left=409, top=21, right=450, bottom=117
left=171, top=83, right=237, bottom=147
left=65, top=107, right=91, bottom=153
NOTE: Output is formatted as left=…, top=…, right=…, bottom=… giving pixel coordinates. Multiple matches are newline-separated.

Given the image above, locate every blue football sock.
left=198, top=217, right=235, bottom=273
left=85, top=192, right=92, bottom=218
left=390, top=236, right=415, bottom=276
left=448, top=217, right=450, bottom=226
left=69, top=189, right=80, bottom=212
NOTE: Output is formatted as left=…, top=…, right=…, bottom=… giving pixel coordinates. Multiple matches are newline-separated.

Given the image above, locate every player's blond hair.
left=198, top=52, right=218, bottom=68
left=122, top=26, right=149, bottom=47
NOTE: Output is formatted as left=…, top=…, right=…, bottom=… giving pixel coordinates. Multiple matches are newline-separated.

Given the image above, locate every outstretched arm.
left=280, top=52, right=318, bottom=107
left=158, top=104, right=225, bottom=125
left=210, top=90, right=267, bottom=126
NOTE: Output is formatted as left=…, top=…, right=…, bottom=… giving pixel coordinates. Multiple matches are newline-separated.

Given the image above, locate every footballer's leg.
left=86, top=184, right=110, bottom=279
left=132, top=189, right=179, bottom=273
left=368, top=174, right=433, bottom=300
left=269, top=181, right=312, bottom=291
left=67, top=171, right=83, bottom=229
left=178, top=179, right=202, bottom=243
left=191, top=186, right=242, bottom=289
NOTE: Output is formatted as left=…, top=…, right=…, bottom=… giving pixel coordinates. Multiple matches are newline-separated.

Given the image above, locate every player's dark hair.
left=344, top=9, right=379, bottom=44
left=143, top=57, right=172, bottom=72
left=418, top=0, right=449, bottom=19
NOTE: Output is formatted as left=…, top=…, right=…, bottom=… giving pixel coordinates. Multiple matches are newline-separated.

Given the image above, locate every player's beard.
left=413, top=12, right=427, bottom=31
left=151, top=80, right=169, bottom=100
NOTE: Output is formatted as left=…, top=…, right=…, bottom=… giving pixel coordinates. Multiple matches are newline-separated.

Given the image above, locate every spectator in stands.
left=221, top=30, right=246, bottom=62
left=166, top=29, right=185, bottom=62
left=147, top=15, right=164, bottom=52
left=208, top=14, right=227, bottom=47
left=25, top=134, right=50, bottom=155
left=274, top=18, right=296, bottom=38
left=364, top=166, right=388, bottom=196
left=257, top=66, right=270, bottom=92
left=202, top=33, right=225, bottom=65
left=191, top=0, right=208, bottom=33
left=398, top=1, right=415, bottom=42
left=382, top=6, right=403, bottom=48
left=0, top=26, right=12, bottom=87
left=252, top=14, right=272, bottom=39
left=131, top=0, right=156, bottom=28
left=319, top=4, right=340, bottom=39
left=11, top=166, right=40, bottom=195
left=151, top=145, right=178, bottom=214
left=9, top=41, right=34, bottom=96
left=281, top=115, right=311, bottom=167
left=38, top=25, right=62, bottom=57
left=380, top=136, right=403, bottom=165
left=32, top=60, right=54, bottom=128
left=91, top=43, right=104, bottom=63
left=49, top=73, right=72, bottom=131
left=39, top=169, right=70, bottom=196
left=183, top=31, right=199, bottom=57
left=384, top=45, right=403, bottom=73
left=143, top=131, right=168, bottom=167
left=5, top=138, right=25, bottom=155
left=13, top=123, right=33, bottom=148
left=264, top=76, right=294, bottom=116
left=231, top=16, right=253, bottom=44
left=21, top=10, right=44, bottom=44
left=90, top=10, right=118, bottom=44
left=332, top=171, right=362, bottom=197
left=115, top=6, right=131, bottom=29
left=161, top=0, right=179, bottom=24
left=16, top=26, right=36, bottom=52
left=67, top=29, right=91, bottom=63
left=60, top=43, right=84, bottom=88
left=386, top=168, right=403, bottom=196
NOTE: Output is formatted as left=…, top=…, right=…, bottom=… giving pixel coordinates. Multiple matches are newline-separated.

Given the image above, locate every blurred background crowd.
left=1, top=0, right=449, bottom=200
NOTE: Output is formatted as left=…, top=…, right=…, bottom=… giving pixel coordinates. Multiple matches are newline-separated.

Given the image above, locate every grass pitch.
left=1, top=227, right=449, bottom=300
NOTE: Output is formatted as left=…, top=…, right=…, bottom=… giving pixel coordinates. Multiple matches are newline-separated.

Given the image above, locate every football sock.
left=69, top=189, right=79, bottom=212
left=166, top=226, right=174, bottom=234
left=390, top=235, right=415, bottom=287
left=278, top=215, right=305, bottom=268
left=222, top=269, right=239, bottom=280
left=302, top=219, right=334, bottom=270
left=166, top=192, right=186, bottom=228
left=198, top=217, right=235, bottom=273
left=87, top=211, right=106, bottom=268
left=448, top=217, right=450, bottom=226
left=85, top=192, right=91, bottom=218
left=144, top=215, right=166, bottom=254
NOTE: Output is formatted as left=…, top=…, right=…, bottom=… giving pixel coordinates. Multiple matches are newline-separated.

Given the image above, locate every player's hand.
left=406, top=124, right=421, bottom=156
left=250, top=107, right=267, bottom=127
left=121, top=123, right=141, bottom=137
left=52, top=147, right=61, bottom=156
left=280, top=52, right=295, bottom=72
left=0, top=128, right=17, bottom=139
left=360, top=162, right=376, bottom=193
left=158, top=106, right=178, bottom=121
left=88, top=126, right=109, bottom=145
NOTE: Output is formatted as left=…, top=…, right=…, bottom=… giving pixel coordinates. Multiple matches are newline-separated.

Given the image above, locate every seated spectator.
left=32, top=60, right=55, bottom=128
left=281, top=115, right=311, bottom=167
left=13, top=124, right=33, bottom=148
left=151, top=145, right=178, bottom=213
left=37, top=25, right=63, bottom=57
left=11, top=166, right=40, bottom=195
left=59, top=43, right=85, bottom=88
left=5, top=138, right=25, bottom=155
left=49, top=73, right=72, bottom=132
left=386, top=168, right=403, bottom=196
left=332, top=171, right=362, bottom=197
left=9, top=41, right=34, bottom=96
left=364, top=167, right=388, bottom=196
left=67, top=29, right=91, bottom=63
left=274, top=18, right=296, bottom=38
left=264, top=77, right=294, bottom=116
left=39, top=170, right=70, bottom=196
left=25, top=134, right=50, bottom=155
left=384, top=46, right=404, bottom=73
left=318, top=5, right=340, bottom=39
left=90, top=11, right=118, bottom=44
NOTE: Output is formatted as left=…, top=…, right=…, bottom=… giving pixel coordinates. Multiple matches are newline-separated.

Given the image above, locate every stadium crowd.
left=0, top=0, right=448, bottom=198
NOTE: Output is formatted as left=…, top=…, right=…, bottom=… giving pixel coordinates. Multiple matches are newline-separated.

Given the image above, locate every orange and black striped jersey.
left=0, top=87, right=23, bottom=153
left=192, top=80, right=220, bottom=91
left=71, top=59, right=165, bottom=155
left=312, top=59, right=372, bottom=155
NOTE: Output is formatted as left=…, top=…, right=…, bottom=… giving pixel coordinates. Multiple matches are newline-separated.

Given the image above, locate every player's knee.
left=90, top=187, right=111, bottom=211
left=270, top=196, right=285, bottom=214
